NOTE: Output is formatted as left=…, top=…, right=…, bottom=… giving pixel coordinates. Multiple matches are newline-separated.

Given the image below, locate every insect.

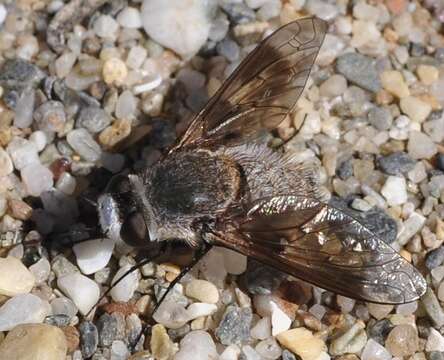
left=97, top=17, right=426, bottom=309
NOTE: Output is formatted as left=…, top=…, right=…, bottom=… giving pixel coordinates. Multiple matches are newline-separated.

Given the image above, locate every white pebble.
left=73, top=238, right=115, bottom=275
left=408, top=131, right=437, bottom=160
left=141, top=0, right=211, bottom=57
left=51, top=297, right=78, bottom=319
left=251, top=317, right=272, bottom=340
left=57, top=273, right=100, bottom=315
left=186, top=302, right=218, bottom=320
left=319, top=74, right=347, bottom=98
left=126, top=46, right=147, bottom=70
left=117, top=7, right=142, bottom=29
left=29, top=257, right=51, bottom=285
left=242, top=345, right=262, bottom=360
left=0, top=293, right=50, bottom=331
left=396, top=301, right=418, bottom=316
left=93, top=15, right=119, bottom=39
left=426, top=328, right=444, bottom=352
left=115, top=90, right=137, bottom=120
left=0, top=4, right=6, bottom=25
left=56, top=172, right=77, bottom=195
left=14, top=88, right=35, bottom=128
left=271, top=301, right=292, bottom=336
left=110, top=264, right=139, bottom=302
left=0, top=147, right=13, bottom=177
left=361, top=339, right=391, bottom=360
left=111, top=340, right=130, bottom=360
left=7, top=137, right=40, bottom=170
left=255, top=338, right=282, bottom=360
left=381, top=176, right=408, bottom=206
left=29, top=131, right=47, bottom=152
left=55, top=52, right=77, bottom=78
left=220, top=345, right=241, bottom=360
left=0, top=256, right=35, bottom=296
left=21, top=163, right=54, bottom=197
left=175, top=330, right=218, bottom=360
left=186, top=279, right=219, bottom=304
left=133, top=75, right=162, bottom=95
left=397, top=212, right=426, bottom=246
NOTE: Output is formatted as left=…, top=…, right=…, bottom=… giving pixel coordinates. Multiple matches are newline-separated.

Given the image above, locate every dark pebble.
left=244, top=262, right=285, bottom=295
left=0, top=59, right=45, bottom=91
left=410, top=42, right=426, bottom=57
left=146, top=118, right=177, bottom=149
left=368, top=319, right=393, bottom=345
left=96, top=313, right=117, bottom=347
left=426, top=246, right=444, bottom=270
left=44, top=314, right=71, bottom=327
left=368, top=106, right=393, bottom=131
left=336, top=53, right=381, bottom=92
left=336, top=159, right=353, bottom=180
left=377, top=152, right=415, bottom=175
left=282, top=350, right=297, bottom=360
left=79, top=321, right=99, bottom=358
left=437, top=154, right=444, bottom=172
left=215, top=305, right=252, bottom=345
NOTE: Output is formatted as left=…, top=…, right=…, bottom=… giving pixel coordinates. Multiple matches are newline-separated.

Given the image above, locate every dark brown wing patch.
left=173, top=17, right=327, bottom=150
left=215, top=195, right=427, bottom=304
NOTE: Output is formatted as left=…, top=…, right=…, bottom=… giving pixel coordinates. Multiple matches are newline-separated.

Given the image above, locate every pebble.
left=0, top=293, right=50, bottom=331
left=219, top=247, right=247, bottom=275
left=152, top=298, right=190, bottom=329
left=0, top=147, right=13, bottom=176
left=33, top=101, right=67, bottom=133
left=150, top=324, right=176, bottom=360
left=29, top=131, right=47, bottom=152
left=13, top=87, right=35, bottom=128
left=242, top=345, right=262, bottom=360
left=97, top=313, right=117, bottom=347
left=79, top=321, right=98, bottom=358
left=73, top=238, right=114, bottom=275
left=251, top=317, right=271, bottom=340
left=381, top=176, right=408, bottom=206
left=141, top=0, right=211, bottom=57
left=67, top=128, right=102, bottom=162
left=187, top=303, right=218, bottom=320
left=76, top=106, right=111, bottom=133
left=57, top=273, right=100, bottom=315
left=55, top=172, right=77, bottom=195
left=7, top=138, right=40, bottom=170
left=426, top=328, right=444, bottom=352
left=98, top=119, right=132, bottom=149
left=400, top=96, right=432, bottom=123
left=377, top=152, right=415, bottom=175
left=93, top=15, right=119, bottom=40
left=110, top=264, right=139, bottom=302
left=115, top=90, right=137, bottom=120
left=51, top=297, right=78, bottom=320
left=0, top=256, right=35, bottom=296
left=102, top=58, right=128, bottom=85
left=55, top=52, right=77, bottom=78
left=271, top=301, right=292, bottom=336
left=21, top=163, right=54, bottom=197
left=186, top=279, right=219, bottom=304
left=216, top=305, right=252, bottom=345
left=117, top=7, right=142, bottom=29
left=175, top=330, right=218, bottom=360
left=220, top=344, right=241, bottom=360
left=0, top=59, right=45, bottom=91
left=282, top=350, right=297, bottom=360
left=276, top=328, right=326, bottom=360
left=428, top=247, right=444, bottom=270
left=367, top=303, right=394, bottom=320
left=29, top=257, right=51, bottom=284
left=0, top=4, right=6, bottom=25
left=408, top=131, right=437, bottom=159
left=330, top=322, right=367, bottom=355
left=0, top=324, right=67, bottom=360
left=422, top=288, right=444, bottom=327
left=380, top=70, right=410, bottom=98
left=417, top=64, right=439, bottom=85
left=255, top=338, right=282, bottom=360
left=398, top=212, right=426, bottom=246
left=319, top=74, right=348, bottom=98
left=385, top=324, right=419, bottom=357
left=336, top=53, right=380, bottom=92
left=305, top=0, right=338, bottom=20
left=361, top=339, right=391, bottom=360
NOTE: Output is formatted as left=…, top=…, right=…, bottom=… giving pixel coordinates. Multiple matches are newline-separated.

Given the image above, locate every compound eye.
left=120, top=211, right=149, bottom=247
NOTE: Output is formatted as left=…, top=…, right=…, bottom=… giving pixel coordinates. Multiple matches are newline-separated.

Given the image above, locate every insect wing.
left=216, top=195, right=426, bottom=304
left=173, top=17, right=327, bottom=150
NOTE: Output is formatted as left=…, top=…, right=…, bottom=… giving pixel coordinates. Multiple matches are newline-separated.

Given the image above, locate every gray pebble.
left=44, top=314, right=71, bottom=327
left=425, top=246, right=444, bottom=270
left=368, top=106, right=393, bottom=130
left=79, top=321, right=99, bottom=358
left=76, top=106, right=111, bottom=133
left=168, top=324, right=191, bottom=341
left=428, top=352, right=444, bottom=360
left=282, top=350, right=297, bottom=360
left=368, top=319, right=393, bottom=345
left=336, top=159, right=353, bottom=180
left=215, top=305, right=252, bottom=345
left=244, top=263, right=285, bottom=295
left=377, top=152, right=415, bottom=175
left=67, top=128, right=102, bottom=162
left=97, top=313, right=117, bottom=347
left=410, top=43, right=425, bottom=57
left=217, top=38, right=240, bottom=62
left=422, top=288, right=444, bottom=327
left=34, top=101, right=67, bottom=133
left=435, top=48, right=444, bottom=62
left=220, top=3, right=256, bottom=24
left=0, top=59, right=45, bottom=91
left=437, top=154, right=444, bottom=171
left=336, top=53, right=381, bottom=92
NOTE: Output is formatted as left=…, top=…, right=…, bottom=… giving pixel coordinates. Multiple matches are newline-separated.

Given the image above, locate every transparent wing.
left=173, top=17, right=327, bottom=150
left=215, top=195, right=426, bottom=304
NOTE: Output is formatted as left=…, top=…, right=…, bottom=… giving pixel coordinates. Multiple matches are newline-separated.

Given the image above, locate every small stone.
left=251, top=317, right=271, bottom=340
left=368, top=107, right=393, bottom=131
left=186, top=279, right=219, bottom=304
left=93, top=15, right=119, bottom=39
left=153, top=297, right=190, bottom=329
left=305, top=0, right=339, bottom=20
left=103, top=58, right=128, bottom=85
left=282, top=350, right=297, bottom=360
left=408, top=131, right=437, bottom=159
left=8, top=199, right=33, bottom=220
left=55, top=172, right=77, bottom=195
left=398, top=212, right=426, bottom=246
left=141, top=0, right=212, bottom=57
left=417, top=65, right=439, bottom=85
left=13, top=87, right=35, bottom=128
left=337, top=296, right=356, bottom=313
left=175, top=330, right=218, bottom=360
left=361, top=339, right=391, bottom=360
left=396, top=301, right=418, bottom=316
left=21, top=163, right=54, bottom=197
left=271, top=301, right=292, bottom=336
left=0, top=59, right=45, bottom=91
left=126, top=46, right=148, bottom=70
left=0, top=147, right=13, bottom=176
left=79, top=321, right=98, bottom=358
left=63, top=326, right=80, bottom=354
left=377, top=152, right=415, bottom=175
left=187, top=303, right=218, bottom=320
left=7, top=137, right=39, bottom=170
left=117, top=7, right=142, bottom=29
left=34, top=101, right=66, bottom=133
left=385, top=324, right=419, bottom=357
left=216, top=305, right=252, bottom=345
left=115, top=90, right=137, bottom=120
left=29, top=131, right=47, bottom=152
left=67, top=128, right=102, bottom=162
left=0, top=324, right=67, bottom=360
left=330, top=322, right=367, bottom=355
left=55, top=52, right=77, bottom=78
left=255, top=337, right=282, bottom=360
left=400, top=96, right=432, bottom=123
left=98, top=119, right=132, bottom=149
left=29, top=258, right=51, bottom=285
left=150, top=324, right=175, bottom=360
left=367, top=303, right=394, bottom=320
left=245, top=265, right=284, bottom=295
left=96, top=313, right=117, bottom=347
left=0, top=293, right=50, bottom=331
left=51, top=297, right=78, bottom=320
left=217, top=38, right=240, bottom=62
left=426, top=328, right=444, bottom=352
left=380, top=70, right=410, bottom=98
left=220, top=344, right=241, bottom=360
left=57, top=273, right=100, bottom=315
left=276, top=328, right=326, bottom=360
left=336, top=53, right=380, bottom=92
left=76, top=106, right=111, bottom=133
left=73, top=238, right=114, bottom=275
left=110, top=264, right=139, bottom=302
left=319, top=74, right=348, bottom=98
left=111, top=340, right=130, bottom=360
left=242, top=345, right=262, bottom=360
left=381, top=176, right=408, bottom=206
left=422, top=288, right=444, bottom=327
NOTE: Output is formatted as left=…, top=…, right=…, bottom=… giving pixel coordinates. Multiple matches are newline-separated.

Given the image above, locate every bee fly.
left=97, top=17, right=426, bottom=313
